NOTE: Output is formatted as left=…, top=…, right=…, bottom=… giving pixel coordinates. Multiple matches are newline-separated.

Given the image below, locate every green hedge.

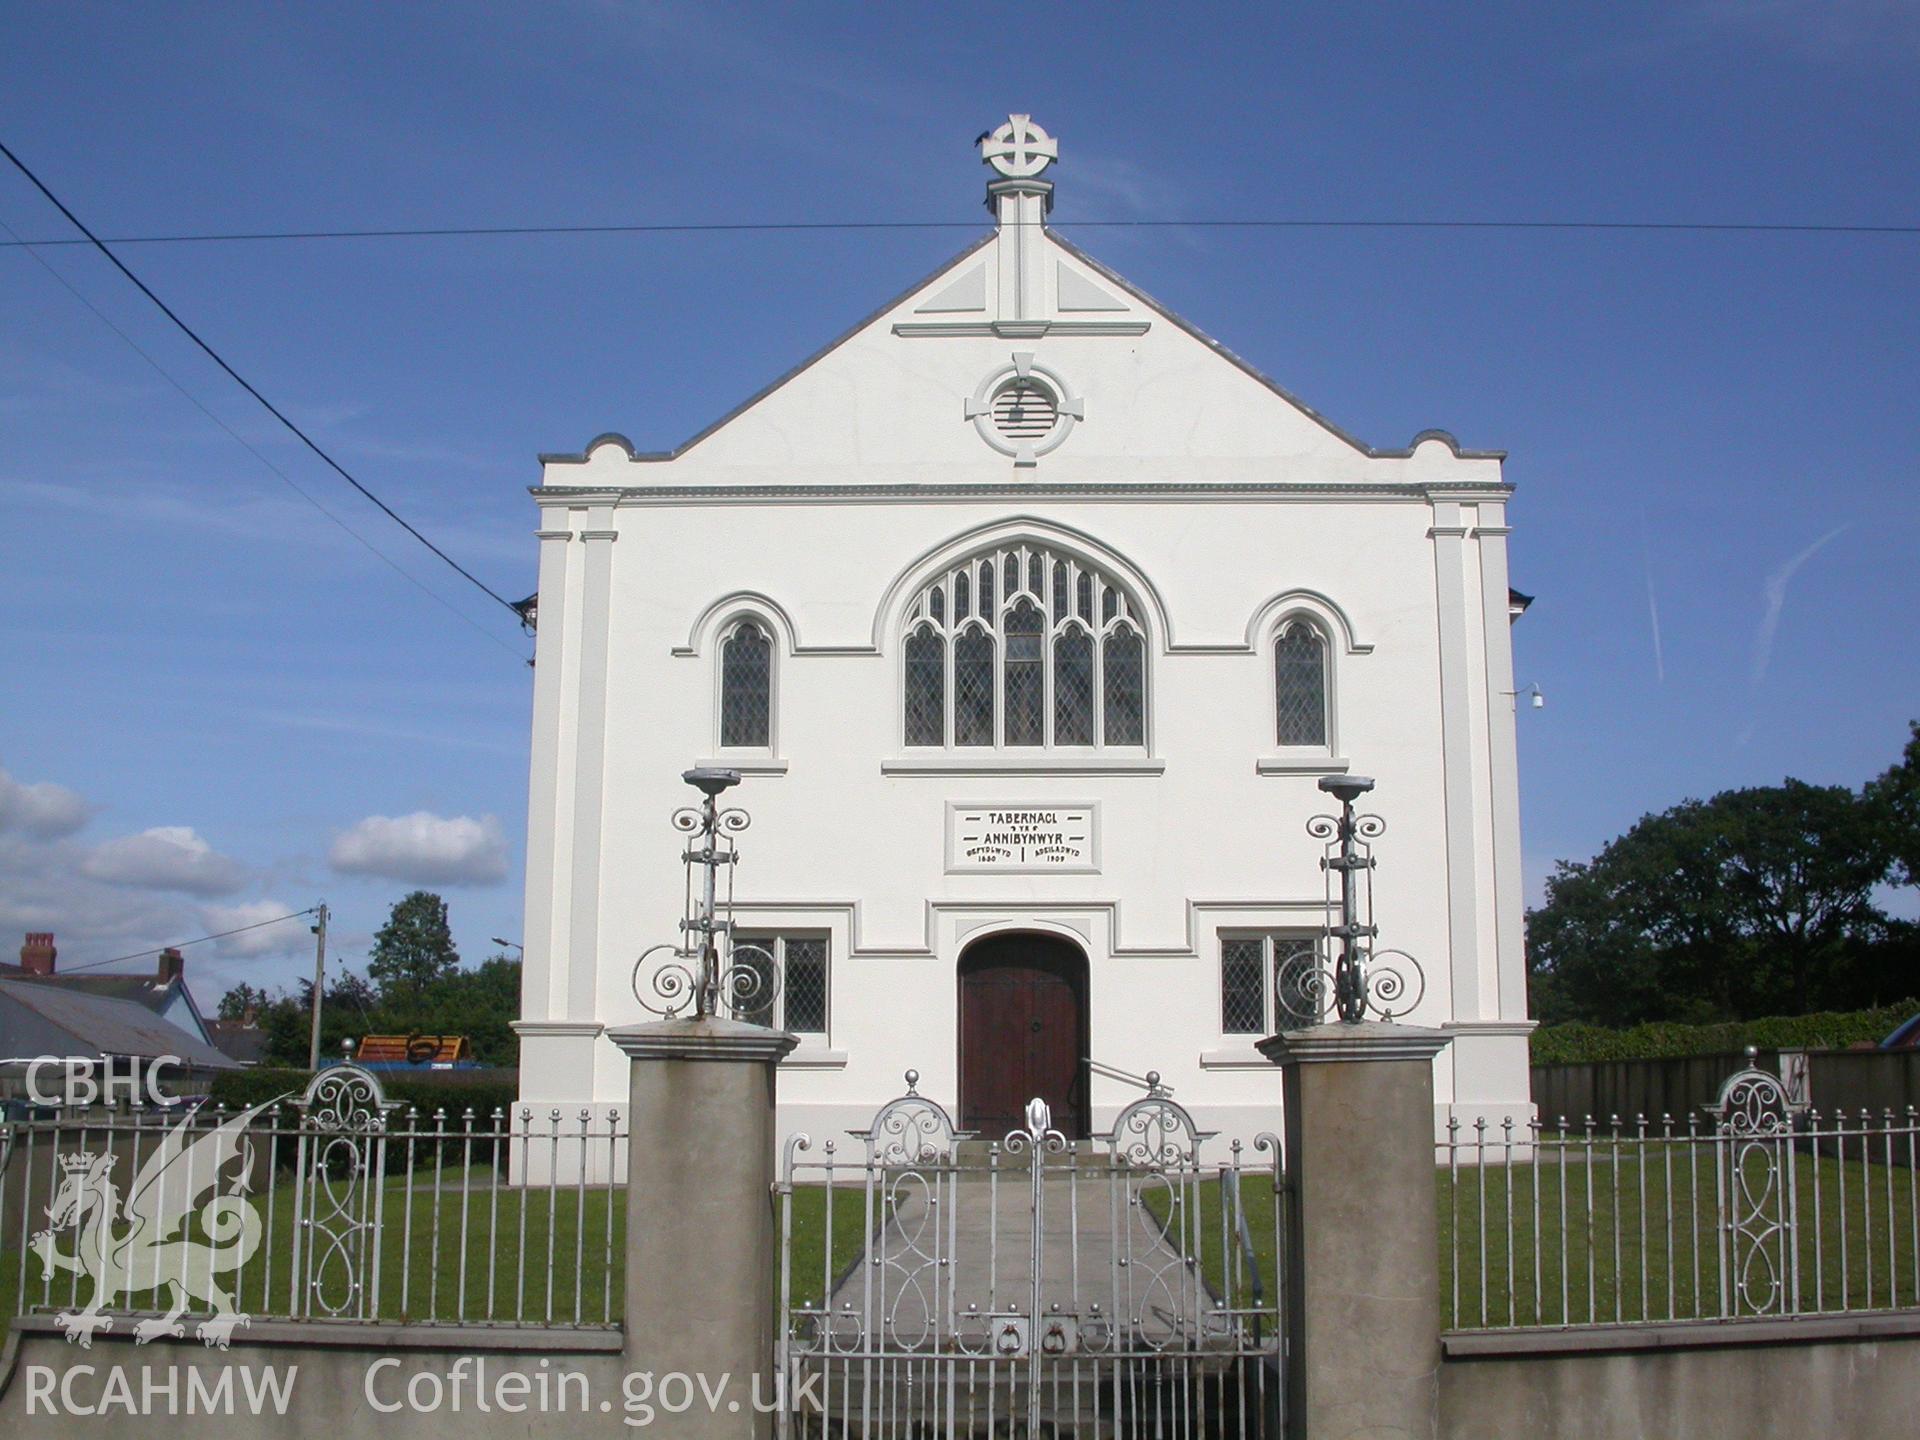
left=209, top=1066, right=519, bottom=1120
left=208, top=1066, right=525, bottom=1176
left=1531, top=1002, right=1916, bottom=1066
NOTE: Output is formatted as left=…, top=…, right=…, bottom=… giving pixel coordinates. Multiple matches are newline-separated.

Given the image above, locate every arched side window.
left=1273, top=619, right=1329, bottom=748
left=719, top=620, right=772, bottom=749
left=901, top=544, right=1149, bottom=749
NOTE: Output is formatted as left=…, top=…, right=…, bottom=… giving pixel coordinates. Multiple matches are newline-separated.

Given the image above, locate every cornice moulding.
left=531, top=480, right=1515, bottom=504
left=606, top=1018, right=800, bottom=1064
left=1257, top=1022, right=1454, bottom=1066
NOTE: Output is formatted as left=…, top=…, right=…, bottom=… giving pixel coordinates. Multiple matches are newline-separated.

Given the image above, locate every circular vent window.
left=991, top=379, right=1059, bottom=440
left=968, top=358, right=1082, bottom=464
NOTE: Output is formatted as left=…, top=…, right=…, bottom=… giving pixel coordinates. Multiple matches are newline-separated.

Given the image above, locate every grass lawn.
left=1, top=1175, right=876, bottom=1345
left=779, top=1182, right=874, bottom=1317
left=6, top=1165, right=623, bottom=1335
left=1160, top=1145, right=1919, bottom=1333
left=1140, top=1172, right=1284, bottom=1319
left=1441, top=1143, right=1920, bottom=1329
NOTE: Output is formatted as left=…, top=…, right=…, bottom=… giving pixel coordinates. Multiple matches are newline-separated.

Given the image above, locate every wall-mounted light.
left=1502, top=683, right=1546, bottom=711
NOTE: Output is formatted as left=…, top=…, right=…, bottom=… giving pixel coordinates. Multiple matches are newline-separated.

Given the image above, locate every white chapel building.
left=514, top=117, right=1535, bottom=1160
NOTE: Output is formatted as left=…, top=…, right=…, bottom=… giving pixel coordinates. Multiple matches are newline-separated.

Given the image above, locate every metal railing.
left=1084, top=1057, right=1175, bottom=1096
left=1441, top=1056, right=1920, bottom=1332
left=2, top=1065, right=623, bottom=1342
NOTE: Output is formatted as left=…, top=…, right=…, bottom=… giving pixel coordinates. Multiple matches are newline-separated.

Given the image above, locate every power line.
left=59, top=910, right=318, bottom=974
left=0, top=140, right=524, bottom=622
left=0, top=211, right=531, bottom=662
left=1, top=216, right=1915, bottom=248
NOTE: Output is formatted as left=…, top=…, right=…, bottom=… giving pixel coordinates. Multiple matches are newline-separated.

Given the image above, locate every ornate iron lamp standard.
left=1277, top=774, right=1427, bottom=1026
left=629, top=767, right=780, bottom=1023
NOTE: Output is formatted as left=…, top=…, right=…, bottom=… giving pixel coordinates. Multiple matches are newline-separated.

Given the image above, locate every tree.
left=260, top=967, right=377, bottom=1067
left=1527, top=777, right=1901, bottom=1026
left=224, top=893, right=524, bottom=1070
left=215, top=982, right=272, bottom=1022
left=414, top=952, right=523, bottom=1066
left=1867, top=720, right=1920, bottom=892
left=366, top=891, right=460, bottom=1013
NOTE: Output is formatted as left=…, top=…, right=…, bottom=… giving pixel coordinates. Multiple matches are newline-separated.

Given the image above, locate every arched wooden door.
left=957, top=933, right=1089, bottom=1139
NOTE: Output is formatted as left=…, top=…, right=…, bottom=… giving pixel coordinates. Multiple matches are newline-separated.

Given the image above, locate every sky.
left=0, top=2, right=1915, bottom=1015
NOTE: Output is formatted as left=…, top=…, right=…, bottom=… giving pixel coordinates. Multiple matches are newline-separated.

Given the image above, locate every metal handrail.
left=1084, top=1057, right=1173, bottom=1097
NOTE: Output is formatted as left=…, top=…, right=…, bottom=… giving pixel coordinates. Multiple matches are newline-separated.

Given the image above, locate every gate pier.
left=611, top=1015, right=799, bottom=1439
left=1259, top=1022, right=1452, bottom=1440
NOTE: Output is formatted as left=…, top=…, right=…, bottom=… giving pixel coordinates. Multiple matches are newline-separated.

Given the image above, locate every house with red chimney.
left=0, top=932, right=235, bottom=1094
left=3, top=932, right=215, bottom=1045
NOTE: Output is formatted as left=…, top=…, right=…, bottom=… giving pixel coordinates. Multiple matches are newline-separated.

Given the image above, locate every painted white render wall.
left=515, top=139, right=1534, bottom=1170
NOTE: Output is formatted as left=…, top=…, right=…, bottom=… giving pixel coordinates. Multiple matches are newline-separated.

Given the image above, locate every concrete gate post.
left=1259, top=1022, right=1453, bottom=1440
left=608, top=1016, right=798, bottom=1438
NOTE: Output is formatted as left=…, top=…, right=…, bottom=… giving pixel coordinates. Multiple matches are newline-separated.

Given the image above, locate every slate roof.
left=206, top=1020, right=270, bottom=1066
left=0, top=964, right=211, bottom=1043
left=0, top=980, right=236, bottom=1070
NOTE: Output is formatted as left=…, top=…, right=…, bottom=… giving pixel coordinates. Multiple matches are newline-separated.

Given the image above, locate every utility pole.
left=307, top=902, right=329, bottom=1071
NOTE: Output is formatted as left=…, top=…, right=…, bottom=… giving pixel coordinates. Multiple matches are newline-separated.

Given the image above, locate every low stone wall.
left=1439, top=1313, right=1920, bottom=1440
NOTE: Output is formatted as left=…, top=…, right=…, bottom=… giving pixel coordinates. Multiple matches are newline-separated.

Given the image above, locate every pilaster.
left=1429, top=503, right=1484, bottom=1024
left=519, top=525, right=573, bottom=1025
left=1473, top=502, right=1528, bottom=1021
left=566, top=525, right=617, bottom=1021
left=988, top=177, right=1053, bottom=324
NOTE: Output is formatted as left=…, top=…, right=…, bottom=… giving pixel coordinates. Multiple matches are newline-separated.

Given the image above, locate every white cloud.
left=199, top=899, right=309, bottom=959
left=0, top=833, right=193, bottom=960
left=328, top=812, right=509, bottom=887
left=0, top=765, right=89, bottom=839
left=81, top=826, right=249, bottom=897
left=0, top=836, right=311, bottom=1013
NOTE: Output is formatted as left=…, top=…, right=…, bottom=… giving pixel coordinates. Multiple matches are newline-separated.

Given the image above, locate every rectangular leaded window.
left=782, top=937, right=828, bottom=1033
left=1221, top=937, right=1267, bottom=1033
left=1219, top=932, right=1319, bottom=1035
left=733, top=932, right=829, bottom=1036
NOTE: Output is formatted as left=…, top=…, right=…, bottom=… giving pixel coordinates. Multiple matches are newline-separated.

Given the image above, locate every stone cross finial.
left=981, top=115, right=1058, bottom=179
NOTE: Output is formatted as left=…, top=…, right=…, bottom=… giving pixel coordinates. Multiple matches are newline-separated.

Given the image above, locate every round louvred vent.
left=968, top=358, right=1082, bottom=464
left=991, top=379, right=1059, bottom=440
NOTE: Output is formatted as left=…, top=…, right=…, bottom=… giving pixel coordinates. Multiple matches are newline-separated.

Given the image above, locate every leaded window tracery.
left=902, top=545, right=1149, bottom=748
left=1274, top=619, right=1329, bottom=748
left=719, top=620, right=772, bottom=748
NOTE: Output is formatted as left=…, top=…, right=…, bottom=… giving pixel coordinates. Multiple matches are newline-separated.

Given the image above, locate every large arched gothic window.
left=1273, top=619, right=1329, bottom=747
left=719, top=620, right=772, bottom=748
left=901, top=545, right=1148, bottom=748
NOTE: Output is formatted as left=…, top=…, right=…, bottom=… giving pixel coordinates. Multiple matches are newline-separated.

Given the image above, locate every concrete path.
left=821, top=1155, right=1217, bottom=1354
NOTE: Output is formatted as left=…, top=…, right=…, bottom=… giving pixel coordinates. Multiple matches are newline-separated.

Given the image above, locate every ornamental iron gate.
left=777, top=1073, right=1284, bottom=1438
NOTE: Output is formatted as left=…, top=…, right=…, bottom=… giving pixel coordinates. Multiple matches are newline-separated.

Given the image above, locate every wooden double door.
left=957, top=933, right=1089, bottom=1139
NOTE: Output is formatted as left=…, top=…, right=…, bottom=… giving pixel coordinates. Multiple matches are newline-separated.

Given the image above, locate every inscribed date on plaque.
left=947, top=805, right=1098, bottom=872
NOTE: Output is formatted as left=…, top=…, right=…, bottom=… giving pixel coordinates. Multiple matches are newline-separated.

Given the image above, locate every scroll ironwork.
left=1278, top=775, right=1426, bottom=1025
left=1714, top=1049, right=1800, bottom=1316
left=289, top=1063, right=397, bottom=1318
left=630, top=768, right=779, bottom=1023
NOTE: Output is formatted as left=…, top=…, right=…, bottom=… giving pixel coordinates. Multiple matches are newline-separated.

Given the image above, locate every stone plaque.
left=946, top=803, right=1099, bottom=873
